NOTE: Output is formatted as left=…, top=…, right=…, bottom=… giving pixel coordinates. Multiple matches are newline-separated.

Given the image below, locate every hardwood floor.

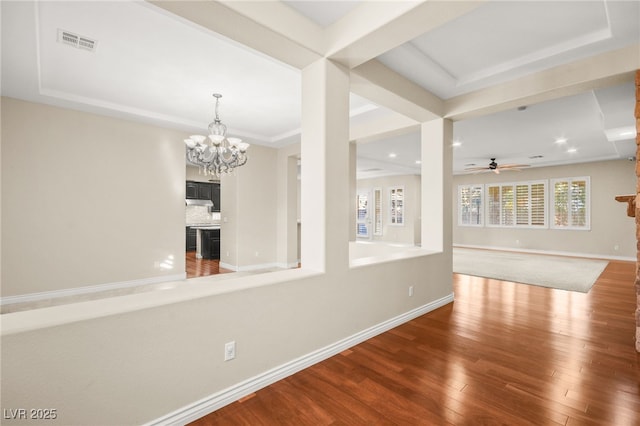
left=189, top=260, right=639, bottom=425
left=186, top=251, right=233, bottom=278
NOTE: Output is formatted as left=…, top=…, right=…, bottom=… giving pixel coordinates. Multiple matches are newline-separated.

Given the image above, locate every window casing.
left=485, top=181, right=547, bottom=228
left=551, top=176, right=590, bottom=230
left=458, top=184, right=484, bottom=226
left=389, top=186, right=404, bottom=226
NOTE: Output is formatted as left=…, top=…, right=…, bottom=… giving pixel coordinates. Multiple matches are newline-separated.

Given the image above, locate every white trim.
left=453, top=244, right=634, bottom=262
left=389, top=185, right=405, bottom=226
left=457, top=183, right=484, bottom=227
left=485, top=180, right=548, bottom=228
left=0, top=273, right=186, bottom=306
left=146, top=293, right=454, bottom=426
left=550, top=176, right=591, bottom=231
left=219, top=262, right=285, bottom=272
left=275, top=262, right=299, bottom=269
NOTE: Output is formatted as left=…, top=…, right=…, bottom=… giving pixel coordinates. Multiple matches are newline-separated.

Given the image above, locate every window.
left=373, top=188, right=383, bottom=236
left=356, top=191, right=369, bottom=238
left=486, top=181, right=547, bottom=228
left=458, top=184, right=483, bottom=226
left=389, top=186, right=404, bottom=225
left=551, top=177, right=590, bottom=230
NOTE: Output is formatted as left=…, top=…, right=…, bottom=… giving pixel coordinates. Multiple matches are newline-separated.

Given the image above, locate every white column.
left=421, top=118, right=453, bottom=252
left=300, top=58, right=350, bottom=272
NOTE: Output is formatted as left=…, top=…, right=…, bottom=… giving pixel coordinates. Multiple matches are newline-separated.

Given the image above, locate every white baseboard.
left=147, top=292, right=454, bottom=426
left=0, top=273, right=186, bottom=306
left=454, top=244, right=635, bottom=262
left=219, top=262, right=288, bottom=272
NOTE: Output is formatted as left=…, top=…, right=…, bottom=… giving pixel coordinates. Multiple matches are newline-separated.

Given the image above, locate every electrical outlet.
left=408, top=286, right=414, bottom=297
left=224, top=341, right=236, bottom=361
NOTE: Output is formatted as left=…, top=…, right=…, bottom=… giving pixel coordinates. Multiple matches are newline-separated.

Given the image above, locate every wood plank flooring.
left=186, top=251, right=233, bottom=278
left=189, top=260, right=639, bottom=425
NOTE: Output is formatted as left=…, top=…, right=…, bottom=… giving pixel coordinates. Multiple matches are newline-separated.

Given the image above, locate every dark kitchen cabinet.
left=186, top=181, right=213, bottom=200
left=211, top=183, right=221, bottom=212
left=186, top=181, right=199, bottom=199
left=201, top=229, right=220, bottom=260
left=186, top=227, right=197, bottom=251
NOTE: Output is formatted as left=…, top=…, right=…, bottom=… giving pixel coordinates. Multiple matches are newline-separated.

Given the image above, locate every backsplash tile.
left=186, top=206, right=221, bottom=225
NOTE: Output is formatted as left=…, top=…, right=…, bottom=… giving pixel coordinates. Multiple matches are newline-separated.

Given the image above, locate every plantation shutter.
left=570, top=180, right=587, bottom=227
left=458, top=184, right=483, bottom=226
left=554, top=180, right=569, bottom=227
left=373, top=188, right=383, bottom=236
left=515, top=184, right=529, bottom=225
left=530, top=183, right=546, bottom=226
left=470, top=186, right=482, bottom=225
left=487, top=185, right=501, bottom=226
left=501, top=185, right=514, bottom=226
left=551, top=177, right=589, bottom=230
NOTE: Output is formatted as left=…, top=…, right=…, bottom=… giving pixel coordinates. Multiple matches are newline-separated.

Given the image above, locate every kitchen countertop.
left=188, top=224, right=220, bottom=230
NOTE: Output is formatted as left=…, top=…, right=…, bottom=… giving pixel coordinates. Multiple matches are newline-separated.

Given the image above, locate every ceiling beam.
left=445, top=44, right=640, bottom=121
left=325, top=0, right=487, bottom=69
left=350, top=112, right=419, bottom=144
left=218, top=1, right=325, bottom=57
left=352, top=60, right=444, bottom=122
left=148, top=0, right=322, bottom=70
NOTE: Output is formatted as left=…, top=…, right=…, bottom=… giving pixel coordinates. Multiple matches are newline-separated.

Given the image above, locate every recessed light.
left=464, top=163, right=476, bottom=167
left=415, top=160, right=422, bottom=165
left=555, top=137, right=567, bottom=144
left=388, top=153, right=397, bottom=158
left=567, top=148, right=577, bottom=153
left=452, top=141, right=462, bottom=147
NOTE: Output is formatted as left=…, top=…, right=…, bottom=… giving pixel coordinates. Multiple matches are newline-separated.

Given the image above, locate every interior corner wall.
left=356, top=174, right=421, bottom=245
left=0, top=97, right=186, bottom=298
left=452, top=159, right=636, bottom=259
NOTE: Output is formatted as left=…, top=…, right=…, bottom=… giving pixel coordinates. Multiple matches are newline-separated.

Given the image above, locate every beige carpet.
left=453, top=248, right=608, bottom=293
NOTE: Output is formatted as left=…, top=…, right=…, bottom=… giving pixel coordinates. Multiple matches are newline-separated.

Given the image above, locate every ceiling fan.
left=465, top=158, right=530, bottom=174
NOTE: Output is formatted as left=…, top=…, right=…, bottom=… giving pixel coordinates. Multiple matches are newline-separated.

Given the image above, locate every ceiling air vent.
left=57, top=29, right=97, bottom=52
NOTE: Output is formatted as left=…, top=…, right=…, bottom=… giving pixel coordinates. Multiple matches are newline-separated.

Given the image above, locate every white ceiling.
left=2, top=1, right=638, bottom=177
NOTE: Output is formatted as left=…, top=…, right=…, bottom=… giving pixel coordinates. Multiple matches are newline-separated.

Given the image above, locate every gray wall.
left=452, top=159, right=636, bottom=259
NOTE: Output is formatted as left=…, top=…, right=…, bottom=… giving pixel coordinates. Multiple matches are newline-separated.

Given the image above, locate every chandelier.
left=184, top=93, right=250, bottom=177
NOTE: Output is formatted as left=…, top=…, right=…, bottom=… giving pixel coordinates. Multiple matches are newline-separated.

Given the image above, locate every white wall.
left=186, top=164, right=220, bottom=183
left=1, top=75, right=453, bottom=425
left=1, top=97, right=186, bottom=298
left=219, top=144, right=279, bottom=271
left=452, top=159, right=636, bottom=259
left=356, top=174, right=421, bottom=245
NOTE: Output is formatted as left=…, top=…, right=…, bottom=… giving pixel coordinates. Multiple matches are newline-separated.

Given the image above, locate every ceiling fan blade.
left=498, top=164, right=531, bottom=169
left=464, top=166, right=491, bottom=171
